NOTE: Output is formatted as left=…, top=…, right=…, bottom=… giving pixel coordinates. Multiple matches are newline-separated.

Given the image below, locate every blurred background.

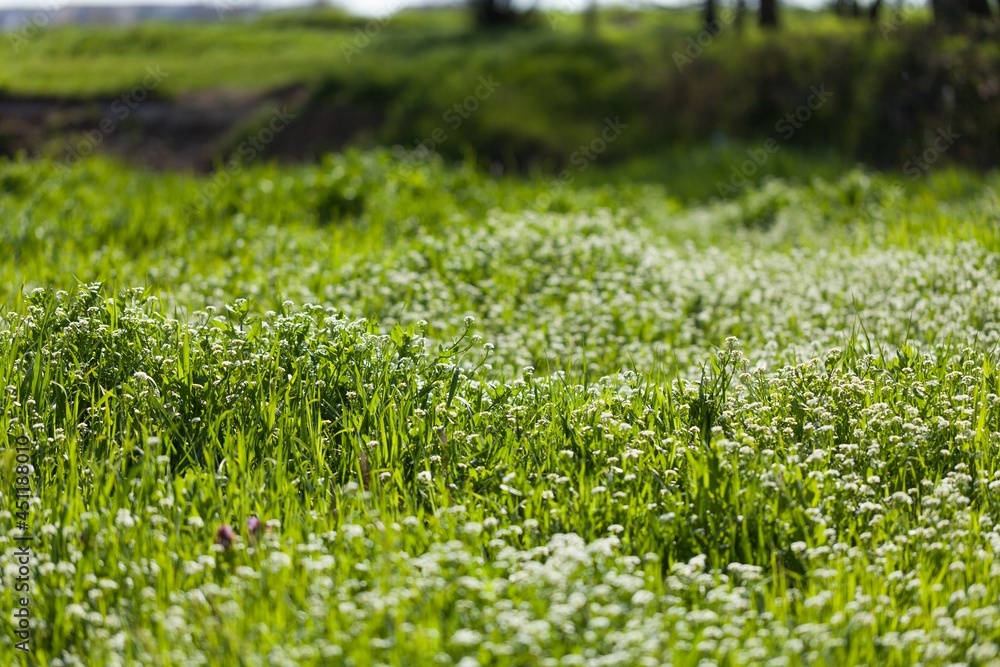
left=0, top=0, right=997, bottom=192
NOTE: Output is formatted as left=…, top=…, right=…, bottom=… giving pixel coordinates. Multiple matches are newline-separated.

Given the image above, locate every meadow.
left=2, top=149, right=1000, bottom=665
left=3, top=6, right=997, bottom=172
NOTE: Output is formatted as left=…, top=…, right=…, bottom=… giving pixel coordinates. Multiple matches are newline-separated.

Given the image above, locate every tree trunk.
left=868, top=0, right=882, bottom=21
left=963, top=0, right=992, bottom=17
left=476, top=0, right=515, bottom=27
left=932, top=0, right=991, bottom=27
left=760, top=0, right=779, bottom=28
left=705, top=0, right=717, bottom=29
left=933, top=0, right=958, bottom=26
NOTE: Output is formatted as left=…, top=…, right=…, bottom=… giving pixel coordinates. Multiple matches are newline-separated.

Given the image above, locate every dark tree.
left=868, top=0, right=883, bottom=22
left=760, top=0, right=779, bottom=27
left=475, top=0, right=517, bottom=26
left=932, top=0, right=992, bottom=27
left=705, top=0, right=717, bottom=29
left=962, top=0, right=992, bottom=17
left=931, top=0, right=958, bottom=26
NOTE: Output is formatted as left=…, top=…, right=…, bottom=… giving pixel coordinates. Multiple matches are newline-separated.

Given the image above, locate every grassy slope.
left=1, top=152, right=1000, bottom=664
left=0, top=8, right=871, bottom=97
left=9, top=6, right=991, bottom=176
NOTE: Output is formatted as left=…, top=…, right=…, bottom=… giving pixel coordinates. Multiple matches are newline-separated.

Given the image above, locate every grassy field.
left=0, top=8, right=880, bottom=97
left=9, top=5, right=993, bottom=175
left=2, top=150, right=1000, bottom=665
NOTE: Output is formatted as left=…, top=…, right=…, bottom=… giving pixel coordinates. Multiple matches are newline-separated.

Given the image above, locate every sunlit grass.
left=1, top=151, right=1000, bottom=665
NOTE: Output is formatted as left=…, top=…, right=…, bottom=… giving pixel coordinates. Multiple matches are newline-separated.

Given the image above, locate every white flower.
left=115, top=510, right=136, bottom=528
left=631, top=590, right=655, bottom=606
left=267, top=551, right=292, bottom=571
left=450, top=629, right=482, bottom=647
left=65, top=604, right=87, bottom=620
